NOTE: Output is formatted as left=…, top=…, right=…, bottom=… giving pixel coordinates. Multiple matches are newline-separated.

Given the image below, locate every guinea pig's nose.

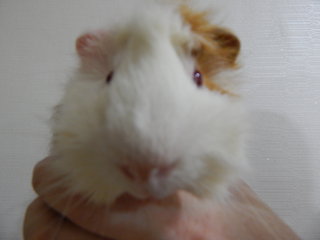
left=120, top=163, right=173, bottom=182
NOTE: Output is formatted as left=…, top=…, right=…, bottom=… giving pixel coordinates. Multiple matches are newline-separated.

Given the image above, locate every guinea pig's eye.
left=193, top=70, right=202, bottom=87
left=106, top=71, right=114, bottom=84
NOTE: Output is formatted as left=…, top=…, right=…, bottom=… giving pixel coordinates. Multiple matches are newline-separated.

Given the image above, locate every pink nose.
left=120, top=163, right=173, bottom=182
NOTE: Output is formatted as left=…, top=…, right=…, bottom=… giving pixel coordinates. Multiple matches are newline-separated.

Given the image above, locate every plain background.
left=0, top=0, right=319, bottom=239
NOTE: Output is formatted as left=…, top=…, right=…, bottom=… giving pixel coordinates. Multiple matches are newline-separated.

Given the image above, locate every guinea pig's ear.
left=180, top=5, right=240, bottom=75
left=76, top=32, right=104, bottom=57
left=210, top=27, right=240, bottom=67
left=75, top=31, right=113, bottom=72
left=192, top=26, right=240, bottom=77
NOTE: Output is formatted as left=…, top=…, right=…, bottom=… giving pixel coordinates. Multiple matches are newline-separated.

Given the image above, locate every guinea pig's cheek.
left=203, top=76, right=231, bottom=95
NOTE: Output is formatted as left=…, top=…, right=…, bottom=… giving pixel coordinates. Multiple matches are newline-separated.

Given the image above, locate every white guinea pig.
left=48, top=3, right=248, bottom=205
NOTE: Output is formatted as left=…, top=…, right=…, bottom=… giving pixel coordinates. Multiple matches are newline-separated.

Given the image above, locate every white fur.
left=49, top=3, right=248, bottom=204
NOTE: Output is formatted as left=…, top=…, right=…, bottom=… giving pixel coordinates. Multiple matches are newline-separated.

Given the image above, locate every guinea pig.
left=48, top=2, right=248, bottom=205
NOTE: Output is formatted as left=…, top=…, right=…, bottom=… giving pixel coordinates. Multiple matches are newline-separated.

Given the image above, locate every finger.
left=33, top=159, right=301, bottom=240
left=23, top=197, right=110, bottom=240
left=224, top=182, right=301, bottom=240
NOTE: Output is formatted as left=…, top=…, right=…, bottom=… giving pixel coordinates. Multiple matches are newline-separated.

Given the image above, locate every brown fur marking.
left=180, top=5, right=240, bottom=94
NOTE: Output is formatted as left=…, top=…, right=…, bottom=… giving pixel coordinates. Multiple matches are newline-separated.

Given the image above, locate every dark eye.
left=193, top=70, right=202, bottom=87
left=106, top=71, right=114, bottom=84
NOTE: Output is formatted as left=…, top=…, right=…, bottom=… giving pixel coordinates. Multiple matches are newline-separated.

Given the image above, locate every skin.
left=24, top=158, right=301, bottom=240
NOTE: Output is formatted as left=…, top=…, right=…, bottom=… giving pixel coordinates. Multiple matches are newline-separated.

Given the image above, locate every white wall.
left=0, top=0, right=319, bottom=239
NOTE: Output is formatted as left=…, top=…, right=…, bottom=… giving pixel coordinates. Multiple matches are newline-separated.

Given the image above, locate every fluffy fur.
left=49, top=2, right=248, bottom=205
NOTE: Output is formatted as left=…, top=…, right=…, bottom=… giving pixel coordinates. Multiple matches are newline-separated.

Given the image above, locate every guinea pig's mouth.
left=127, top=192, right=169, bottom=202
left=126, top=183, right=176, bottom=201
left=110, top=192, right=182, bottom=211
left=118, top=161, right=180, bottom=200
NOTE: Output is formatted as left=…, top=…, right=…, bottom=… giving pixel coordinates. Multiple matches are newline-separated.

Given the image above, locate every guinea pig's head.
left=50, top=4, right=247, bottom=204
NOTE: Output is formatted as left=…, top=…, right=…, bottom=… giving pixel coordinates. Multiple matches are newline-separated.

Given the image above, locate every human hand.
left=24, top=157, right=300, bottom=240
left=24, top=158, right=227, bottom=240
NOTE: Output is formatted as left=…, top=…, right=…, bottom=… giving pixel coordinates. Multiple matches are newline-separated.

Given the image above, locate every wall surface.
left=0, top=0, right=319, bottom=239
